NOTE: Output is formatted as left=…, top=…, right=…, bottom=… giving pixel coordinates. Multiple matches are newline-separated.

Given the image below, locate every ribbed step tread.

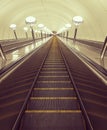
left=36, top=82, right=72, bottom=88
left=44, top=63, right=65, bottom=65
left=21, top=112, right=85, bottom=130
left=42, top=68, right=66, bottom=71
left=32, top=89, right=75, bottom=97
left=39, top=75, right=69, bottom=77
left=28, top=98, right=79, bottom=110
left=38, top=76, right=70, bottom=81
left=43, top=65, right=66, bottom=67
left=37, top=81, right=71, bottom=83
left=40, top=71, right=68, bottom=76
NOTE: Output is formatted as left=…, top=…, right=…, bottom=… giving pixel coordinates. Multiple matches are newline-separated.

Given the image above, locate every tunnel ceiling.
left=0, top=0, right=107, bottom=41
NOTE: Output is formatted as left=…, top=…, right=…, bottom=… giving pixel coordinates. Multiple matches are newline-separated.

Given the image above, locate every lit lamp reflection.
left=10, top=24, right=18, bottom=40
left=12, top=50, right=19, bottom=61
left=25, top=46, right=30, bottom=54
left=65, top=23, right=71, bottom=39
left=38, top=24, right=44, bottom=39
left=24, top=27, right=28, bottom=39
left=44, top=27, right=47, bottom=38
left=72, top=16, right=83, bottom=43
left=35, top=30, right=38, bottom=38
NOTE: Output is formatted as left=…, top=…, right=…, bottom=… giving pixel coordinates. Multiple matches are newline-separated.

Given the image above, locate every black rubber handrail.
left=1, top=39, right=33, bottom=47
left=12, top=39, right=52, bottom=130
left=58, top=37, right=107, bottom=78
left=3, top=38, right=41, bottom=53
left=64, top=36, right=103, bottom=49
left=66, top=45, right=107, bottom=78
left=78, top=51, right=107, bottom=76
left=58, top=42, right=93, bottom=130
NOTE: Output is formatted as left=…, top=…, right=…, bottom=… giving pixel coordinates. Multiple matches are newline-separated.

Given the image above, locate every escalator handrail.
left=67, top=46, right=107, bottom=81
left=0, top=44, right=43, bottom=79
left=0, top=38, right=50, bottom=78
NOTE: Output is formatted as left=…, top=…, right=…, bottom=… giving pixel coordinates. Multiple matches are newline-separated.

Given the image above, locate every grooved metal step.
left=38, top=76, right=70, bottom=81
left=27, top=97, right=79, bottom=110
left=32, top=89, right=75, bottom=97
left=21, top=113, right=85, bottom=130
left=42, top=68, right=66, bottom=70
left=37, top=81, right=71, bottom=83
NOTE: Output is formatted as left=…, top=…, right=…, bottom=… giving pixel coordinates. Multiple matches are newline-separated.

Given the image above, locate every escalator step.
left=40, top=71, right=68, bottom=73
left=42, top=68, right=66, bottom=71
left=44, top=63, right=65, bottom=65
left=36, top=82, right=72, bottom=88
left=34, top=88, right=74, bottom=90
left=39, top=75, right=69, bottom=77
left=40, top=71, right=68, bottom=76
left=43, top=65, right=66, bottom=67
left=21, top=112, right=85, bottom=130
left=28, top=97, right=79, bottom=110
left=38, top=76, right=70, bottom=81
left=37, top=81, right=71, bottom=83
left=32, top=89, right=75, bottom=97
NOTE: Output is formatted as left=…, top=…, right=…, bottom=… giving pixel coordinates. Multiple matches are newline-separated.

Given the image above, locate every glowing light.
left=25, top=46, right=30, bottom=54
left=24, top=27, right=28, bottom=32
left=35, top=30, right=38, bottom=33
left=10, top=24, right=16, bottom=30
left=65, top=23, right=71, bottom=28
left=25, top=16, right=36, bottom=24
left=72, top=16, right=83, bottom=26
left=38, top=24, right=44, bottom=28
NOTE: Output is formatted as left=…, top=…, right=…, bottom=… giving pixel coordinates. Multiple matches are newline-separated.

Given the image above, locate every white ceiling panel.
left=0, top=0, right=107, bottom=41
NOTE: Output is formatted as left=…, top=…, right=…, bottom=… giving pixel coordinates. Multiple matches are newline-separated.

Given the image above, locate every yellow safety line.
left=40, top=71, right=67, bottom=73
left=44, top=63, right=64, bottom=64
left=37, top=81, right=71, bottom=83
left=43, top=66, right=65, bottom=67
left=34, top=88, right=74, bottom=90
left=25, top=110, right=81, bottom=113
left=39, top=76, right=69, bottom=78
left=45, top=62, right=64, bottom=63
left=30, top=97, right=77, bottom=100
left=42, top=68, right=66, bottom=70
left=46, top=60, right=63, bottom=61
left=45, top=63, right=64, bottom=64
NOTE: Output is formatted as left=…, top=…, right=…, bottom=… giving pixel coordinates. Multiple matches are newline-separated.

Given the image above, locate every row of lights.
left=10, top=16, right=52, bottom=40
left=9, top=16, right=83, bottom=41
left=58, top=16, right=83, bottom=42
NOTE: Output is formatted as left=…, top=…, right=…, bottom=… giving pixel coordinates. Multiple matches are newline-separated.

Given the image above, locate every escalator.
left=0, top=36, right=107, bottom=130
left=19, top=38, right=86, bottom=130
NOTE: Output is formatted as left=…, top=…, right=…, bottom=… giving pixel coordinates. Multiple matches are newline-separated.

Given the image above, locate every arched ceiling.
left=0, top=0, right=107, bottom=41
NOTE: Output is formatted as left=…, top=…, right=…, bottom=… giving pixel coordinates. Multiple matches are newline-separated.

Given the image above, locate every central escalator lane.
left=20, top=38, right=86, bottom=130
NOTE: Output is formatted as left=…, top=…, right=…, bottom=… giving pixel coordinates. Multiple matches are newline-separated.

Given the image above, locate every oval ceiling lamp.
left=10, top=24, right=16, bottom=30
left=38, top=24, right=44, bottom=29
left=38, top=24, right=45, bottom=39
left=25, top=16, right=36, bottom=25
left=25, top=16, right=36, bottom=41
left=65, top=23, right=72, bottom=28
left=72, top=16, right=83, bottom=26
left=72, top=16, right=83, bottom=42
left=24, top=27, right=28, bottom=32
left=10, top=24, right=18, bottom=40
